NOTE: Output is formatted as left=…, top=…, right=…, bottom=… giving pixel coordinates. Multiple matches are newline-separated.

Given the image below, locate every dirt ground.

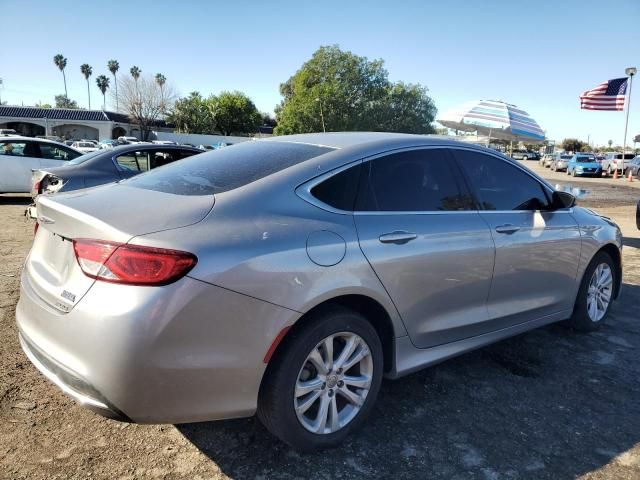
left=1, top=168, right=639, bottom=479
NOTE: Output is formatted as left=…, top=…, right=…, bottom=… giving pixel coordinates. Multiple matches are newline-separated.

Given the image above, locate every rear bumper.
left=16, top=268, right=299, bottom=424
left=19, top=330, right=130, bottom=421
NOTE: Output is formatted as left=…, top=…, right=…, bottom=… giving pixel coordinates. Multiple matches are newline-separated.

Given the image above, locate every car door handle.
left=495, top=224, right=520, bottom=234
left=379, top=231, right=418, bottom=244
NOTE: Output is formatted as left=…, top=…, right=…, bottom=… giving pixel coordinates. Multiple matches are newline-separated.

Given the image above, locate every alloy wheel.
left=587, top=263, right=613, bottom=322
left=294, top=332, right=373, bottom=434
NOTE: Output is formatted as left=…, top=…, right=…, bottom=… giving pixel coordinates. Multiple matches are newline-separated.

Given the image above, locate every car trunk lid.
left=26, top=183, right=213, bottom=312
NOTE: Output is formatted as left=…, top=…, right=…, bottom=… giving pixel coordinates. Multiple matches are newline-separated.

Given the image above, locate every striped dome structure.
left=437, top=100, right=545, bottom=142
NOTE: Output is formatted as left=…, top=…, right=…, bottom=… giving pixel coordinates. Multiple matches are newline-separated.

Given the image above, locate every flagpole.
left=622, top=67, right=637, bottom=153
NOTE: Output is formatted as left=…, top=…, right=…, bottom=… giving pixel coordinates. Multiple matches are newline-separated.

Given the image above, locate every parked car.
left=18, top=133, right=622, bottom=451
left=0, top=128, right=18, bottom=136
left=567, top=154, right=602, bottom=177
left=550, top=153, right=572, bottom=172
left=0, top=136, right=82, bottom=193
left=601, top=152, right=635, bottom=177
left=512, top=149, right=539, bottom=161
left=98, top=140, right=116, bottom=150
left=116, top=136, right=140, bottom=145
left=623, top=156, right=640, bottom=178
left=539, top=153, right=554, bottom=167
left=30, top=143, right=202, bottom=201
left=71, top=141, right=99, bottom=154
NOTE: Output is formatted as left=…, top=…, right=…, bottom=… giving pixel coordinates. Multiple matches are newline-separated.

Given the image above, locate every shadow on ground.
left=0, top=194, right=32, bottom=206
left=623, top=236, right=640, bottom=249
left=178, top=284, right=640, bottom=479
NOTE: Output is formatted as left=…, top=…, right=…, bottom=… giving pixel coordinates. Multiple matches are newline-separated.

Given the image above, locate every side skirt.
left=386, top=310, right=572, bottom=379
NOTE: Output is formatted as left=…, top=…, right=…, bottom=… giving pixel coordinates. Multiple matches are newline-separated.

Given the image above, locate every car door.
left=453, top=149, right=582, bottom=325
left=38, top=142, right=82, bottom=168
left=0, top=140, right=42, bottom=192
left=353, top=147, right=496, bottom=348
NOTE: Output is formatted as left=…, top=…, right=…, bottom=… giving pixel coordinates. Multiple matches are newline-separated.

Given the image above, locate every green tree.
left=95, top=75, right=110, bottom=110
left=374, top=82, right=437, bottom=134
left=55, top=95, right=78, bottom=108
left=166, top=92, right=214, bottom=134
left=53, top=54, right=68, bottom=98
left=108, top=59, right=120, bottom=110
left=80, top=64, right=93, bottom=109
left=274, top=45, right=436, bottom=135
left=155, top=74, right=167, bottom=113
left=561, top=138, right=585, bottom=153
left=130, top=66, right=141, bottom=98
left=208, top=91, right=262, bottom=136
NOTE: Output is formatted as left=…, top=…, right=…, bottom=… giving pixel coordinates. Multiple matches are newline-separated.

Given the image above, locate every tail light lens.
left=33, top=180, right=41, bottom=194
left=72, top=239, right=197, bottom=286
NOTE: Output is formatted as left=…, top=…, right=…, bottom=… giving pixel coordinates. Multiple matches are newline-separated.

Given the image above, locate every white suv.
left=601, top=152, right=635, bottom=177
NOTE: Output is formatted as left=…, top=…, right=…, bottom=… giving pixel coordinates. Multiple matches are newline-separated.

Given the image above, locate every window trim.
left=297, top=145, right=478, bottom=215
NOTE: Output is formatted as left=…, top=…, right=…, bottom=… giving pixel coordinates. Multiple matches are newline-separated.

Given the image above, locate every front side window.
left=355, top=149, right=474, bottom=212
left=39, top=143, right=81, bottom=161
left=454, top=150, right=551, bottom=211
left=0, top=141, right=28, bottom=156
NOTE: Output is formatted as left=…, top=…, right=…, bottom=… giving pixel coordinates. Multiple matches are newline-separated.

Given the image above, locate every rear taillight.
left=72, top=239, right=197, bottom=286
left=33, top=180, right=41, bottom=193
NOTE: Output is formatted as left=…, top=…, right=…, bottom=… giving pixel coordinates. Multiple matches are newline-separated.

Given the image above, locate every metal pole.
left=319, top=100, right=326, bottom=133
left=622, top=71, right=635, bottom=153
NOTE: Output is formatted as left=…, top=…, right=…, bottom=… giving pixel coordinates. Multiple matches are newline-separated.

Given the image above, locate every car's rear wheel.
left=258, top=307, right=383, bottom=451
left=568, top=251, right=615, bottom=331
left=522, top=156, right=528, bottom=161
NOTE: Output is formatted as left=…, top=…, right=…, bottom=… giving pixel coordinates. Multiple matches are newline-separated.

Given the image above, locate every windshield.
left=68, top=149, right=104, bottom=165
left=560, top=155, right=572, bottom=159
left=126, top=141, right=334, bottom=196
left=576, top=156, right=596, bottom=163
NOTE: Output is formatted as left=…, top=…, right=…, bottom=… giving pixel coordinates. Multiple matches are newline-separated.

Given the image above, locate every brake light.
left=72, top=239, right=197, bottom=286
left=34, top=180, right=41, bottom=193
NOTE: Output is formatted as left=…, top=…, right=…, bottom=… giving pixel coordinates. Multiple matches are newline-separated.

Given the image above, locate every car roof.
left=262, top=131, right=494, bottom=151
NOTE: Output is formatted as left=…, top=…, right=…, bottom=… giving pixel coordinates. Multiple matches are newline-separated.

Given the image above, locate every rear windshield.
left=68, top=149, right=103, bottom=165
left=125, top=141, right=334, bottom=196
left=560, top=155, right=572, bottom=159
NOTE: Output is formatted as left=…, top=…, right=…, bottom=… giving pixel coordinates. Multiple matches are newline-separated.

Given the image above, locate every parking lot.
left=1, top=164, right=639, bottom=479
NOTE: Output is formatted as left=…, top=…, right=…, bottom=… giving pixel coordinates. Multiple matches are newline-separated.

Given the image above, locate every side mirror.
left=552, top=190, right=576, bottom=209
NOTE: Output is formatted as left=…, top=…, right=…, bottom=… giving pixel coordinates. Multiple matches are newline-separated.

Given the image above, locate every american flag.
left=580, top=77, right=628, bottom=111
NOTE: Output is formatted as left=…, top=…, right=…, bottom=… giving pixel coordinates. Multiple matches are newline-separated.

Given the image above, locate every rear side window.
left=126, top=141, right=333, bottom=196
left=454, top=150, right=551, bottom=211
left=355, top=148, right=474, bottom=212
left=310, top=164, right=361, bottom=211
left=116, top=151, right=151, bottom=172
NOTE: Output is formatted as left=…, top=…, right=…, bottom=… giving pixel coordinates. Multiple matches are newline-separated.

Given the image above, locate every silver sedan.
left=17, top=133, right=622, bottom=451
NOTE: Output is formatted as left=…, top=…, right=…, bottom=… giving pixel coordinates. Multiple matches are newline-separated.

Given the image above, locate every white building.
left=0, top=106, right=171, bottom=140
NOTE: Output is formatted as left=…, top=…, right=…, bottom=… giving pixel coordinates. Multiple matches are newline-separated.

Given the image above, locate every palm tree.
left=130, top=66, right=141, bottom=100
left=53, top=54, right=68, bottom=99
left=155, top=73, right=167, bottom=113
left=95, top=75, right=110, bottom=110
left=80, top=64, right=93, bottom=109
left=155, top=73, right=166, bottom=95
left=107, top=59, right=119, bottom=111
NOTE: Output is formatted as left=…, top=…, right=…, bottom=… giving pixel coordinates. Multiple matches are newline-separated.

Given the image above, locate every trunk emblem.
left=38, top=215, right=55, bottom=225
left=61, top=290, right=76, bottom=302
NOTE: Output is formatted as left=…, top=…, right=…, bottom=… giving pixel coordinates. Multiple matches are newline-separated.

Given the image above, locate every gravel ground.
left=1, top=171, right=639, bottom=479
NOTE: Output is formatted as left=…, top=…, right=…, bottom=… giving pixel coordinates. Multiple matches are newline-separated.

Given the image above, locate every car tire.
left=568, top=251, right=616, bottom=332
left=257, top=306, right=383, bottom=451
left=522, top=156, right=528, bottom=161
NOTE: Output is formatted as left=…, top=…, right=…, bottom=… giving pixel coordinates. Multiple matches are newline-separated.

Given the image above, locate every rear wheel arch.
left=263, top=294, right=396, bottom=378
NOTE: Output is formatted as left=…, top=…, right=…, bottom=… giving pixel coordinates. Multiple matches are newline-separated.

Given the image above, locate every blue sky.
left=1, top=0, right=639, bottom=146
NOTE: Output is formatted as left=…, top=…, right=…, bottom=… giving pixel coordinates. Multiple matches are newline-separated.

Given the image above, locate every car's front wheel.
left=568, top=251, right=616, bottom=331
left=258, top=307, right=383, bottom=451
